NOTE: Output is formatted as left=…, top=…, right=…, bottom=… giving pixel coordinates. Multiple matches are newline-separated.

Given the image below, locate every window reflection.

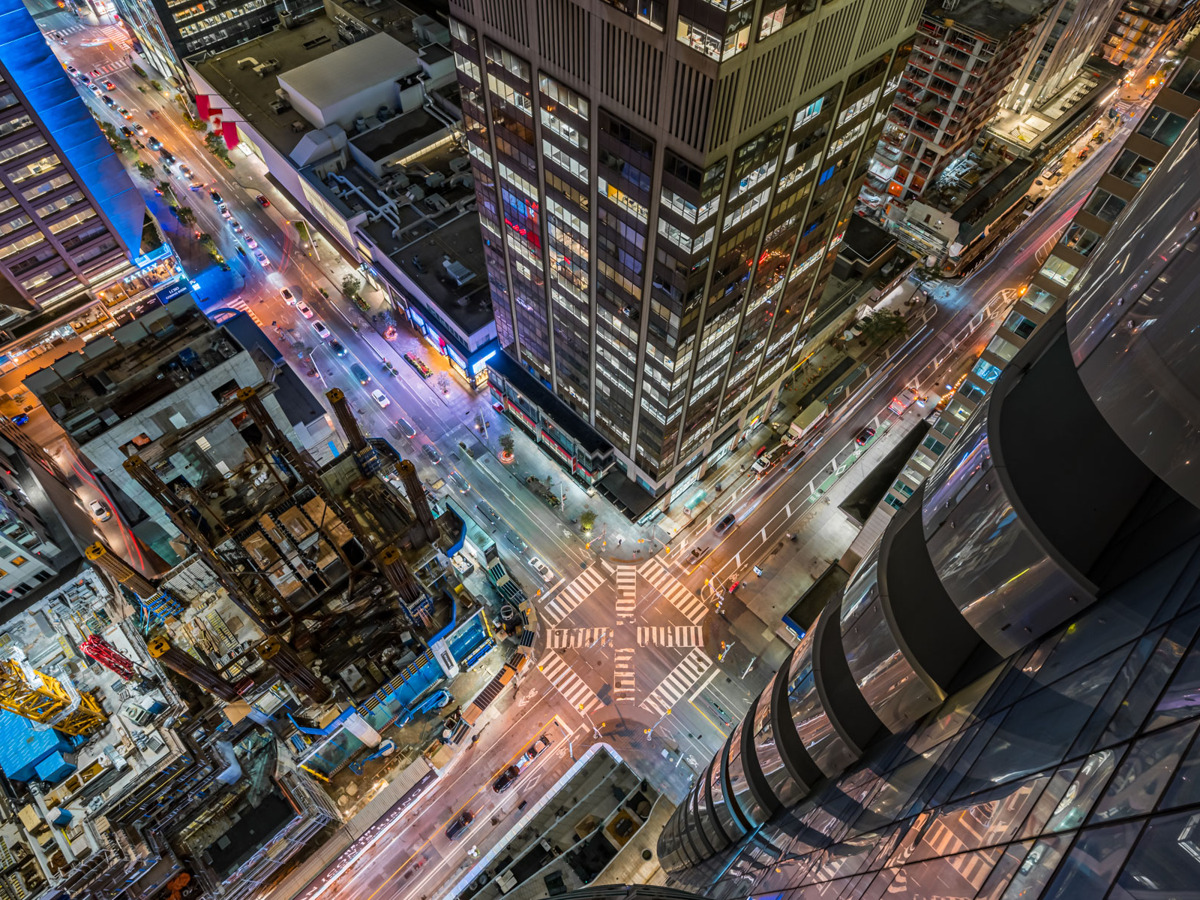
left=1094, top=721, right=1198, bottom=821
left=1039, top=822, right=1140, bottom=899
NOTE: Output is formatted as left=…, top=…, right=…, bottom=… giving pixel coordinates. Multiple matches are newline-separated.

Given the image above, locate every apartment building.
left=450, top=0, right=924, bottom=512
left=0, top=0, right=147, bottom=324
left=1103, top=0, right=1200, bottom=69
left=864, top=0, right=1043, bottom=208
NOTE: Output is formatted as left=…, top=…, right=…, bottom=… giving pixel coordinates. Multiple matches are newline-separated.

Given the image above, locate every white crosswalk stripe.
left=643, top=648, right=713, bottom=716
left=541, top=566, right=605, bottom=626
left=538, top=650, right=602, bottom=714
left=636, top=625, right=703, bottom=648
left=615, top=566, right=637, bottom=622
left=614, top=648, right=635, bottom=702
left=639, top=560, right=708, bottom=623
left=90, top=60, right=130, bottom=75
left=547, top=627, right=611, bottom=649
left=224, top=298, right=265, bottom=327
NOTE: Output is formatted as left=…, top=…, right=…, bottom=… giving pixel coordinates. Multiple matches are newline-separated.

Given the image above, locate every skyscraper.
left=450, top=0, right=923, bottom=506
left=0, top=0, right=146, bottom=320
left=652, top=38, right=1200, bottom=898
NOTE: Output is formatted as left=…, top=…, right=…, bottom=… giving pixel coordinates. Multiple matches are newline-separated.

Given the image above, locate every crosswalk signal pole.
left=645, top=707, right=672, bottom=740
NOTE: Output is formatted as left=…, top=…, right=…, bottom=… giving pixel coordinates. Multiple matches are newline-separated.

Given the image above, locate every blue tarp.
left=0, top=709, right=71, bottom=782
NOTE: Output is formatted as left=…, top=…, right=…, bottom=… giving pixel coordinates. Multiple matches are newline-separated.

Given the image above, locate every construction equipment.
left=348, top=739, right=395, bottom=775
left=0, top=650, right=107, bottom=736
left=80, top=635, right=139, bottom=681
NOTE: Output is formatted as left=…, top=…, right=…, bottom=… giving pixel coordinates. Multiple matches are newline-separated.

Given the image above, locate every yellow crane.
left=0, top=651, right=106, bottom=736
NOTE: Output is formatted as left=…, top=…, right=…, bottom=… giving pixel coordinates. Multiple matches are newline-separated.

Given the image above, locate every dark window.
left=1082, top=188, right=1126, bottom=222
left=1137, top=106, right=1189, bottom=146
left=1110, top=149, right=1156, bottom=187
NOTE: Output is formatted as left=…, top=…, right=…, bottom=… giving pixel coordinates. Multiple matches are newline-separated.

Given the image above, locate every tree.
left=858, top=310, right=907, bottom=345
left=174, top=205, right=196, bottom=226
left=579, top=509, right=596, bottom=532
left=342, top=274, right=362, bottom=299
left=136, top=161, right=155, bottom=180
left=499, top=433, right=514, bottom=456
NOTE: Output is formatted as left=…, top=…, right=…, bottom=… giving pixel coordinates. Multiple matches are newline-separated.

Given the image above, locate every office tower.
left=112, top=0, right=286, bottom=84
left=653, top=40, right=1200, bottom=899
left=451, top=0, right=922, bottom=506
left=866, top=0, right=1043, bottom=207
left=0, top=0, right=145, bottom=319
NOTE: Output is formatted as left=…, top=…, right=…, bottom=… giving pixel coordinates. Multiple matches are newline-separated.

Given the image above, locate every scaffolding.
left=0, top=651, right=107, bottom=736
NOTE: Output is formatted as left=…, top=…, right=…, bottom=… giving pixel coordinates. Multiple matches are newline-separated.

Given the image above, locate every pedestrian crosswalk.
left=615, top=566, right=637, bottom=623
left=614, top=648, right=636, bottom=702
left=547, top=627, right=611, bottom=649
left=537, top=650, right=603, bottom=714
left=542, top=565, right=605, bottom=626
left=636, top=625, right=703, bottom=648
left=224, top=297, right=264, bottom=327
left=639, top=559, right=708, bottom=623
left=89, top=59, right=130, bottom=76
left=643, top=648, right=713, bottom=716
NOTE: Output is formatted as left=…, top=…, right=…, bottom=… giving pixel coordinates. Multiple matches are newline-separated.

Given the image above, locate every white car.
left=526, top=556, right=554, bottom=583
left=371, top=389, right=390, bottom=408
left=296, top=300, right=314, bottom=319
left=280, top=288, right=295, bottom=305
left=312, top=321, right=330, bottom=339
left=253, top=248, right=270, bottom=268
left=89, top=499, right=112, bottom=522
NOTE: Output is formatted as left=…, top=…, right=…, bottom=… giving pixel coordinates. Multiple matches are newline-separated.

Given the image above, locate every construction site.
left=0, top=379, right=537, bottom=900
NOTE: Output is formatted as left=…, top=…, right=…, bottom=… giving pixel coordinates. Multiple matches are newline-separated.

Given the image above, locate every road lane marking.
left=614, top=648, right=635, bottom=702
left=636, top=625, right=703, bottom=647
left=643, top=648, right=712, bottom=716
left=541, top=566, right=604, bottom=626
left=537, top=651, right=602, bottom=714
left=547, top=627, right=611, bottom=648
left=688, top=669, right=720, bottom=702
left=639, top=560, right=707, bottom=623
left=615, top=565, right=637, bottom=622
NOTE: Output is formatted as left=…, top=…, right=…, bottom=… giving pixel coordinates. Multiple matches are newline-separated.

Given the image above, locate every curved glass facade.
left=785, top=608, right=860, bottom=776
left=726, top=705, right=769, bottom=827
left=839, top=541, right=943, bottom=732
left=707, top=740, right=746, bottom=840
left=749, top=671, right=809, bottom=807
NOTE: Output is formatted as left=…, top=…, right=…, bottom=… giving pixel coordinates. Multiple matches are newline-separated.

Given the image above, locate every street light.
left=644, top=707, right=672, bottom=740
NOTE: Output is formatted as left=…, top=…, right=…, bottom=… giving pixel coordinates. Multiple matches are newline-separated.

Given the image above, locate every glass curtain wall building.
left=653, top=40, right=1200, bottom=900
left=0, top=0, right=146, bottom=318
left=448, top=0, right=924, bottom=504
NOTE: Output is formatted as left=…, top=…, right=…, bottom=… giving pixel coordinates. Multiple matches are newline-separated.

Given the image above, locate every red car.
left=255, top=194, right=270, bottom=207
left=103, top=80, right=116, bottom=90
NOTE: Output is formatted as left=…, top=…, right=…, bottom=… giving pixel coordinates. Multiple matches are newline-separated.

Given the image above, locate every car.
left=221, top=206, right=234, bottom=220
left=229, top=219, right=243, bottom=232
left=330, top=339, right=347, bottom=357
left=132, top=122, right=146, bottom=136
left=492, top=765, right=520, bottom=793
left=525, top=735, right=551, bottom=760
left=449, top=472, right=470, bottom=493
left=855, top=426, right=876, bottom=446
left=8, top=414, right=28, bottom=426
left=119, top=125, right=133, bottom=137
left=103, top=80, right=115, bottom=90
left=90, top=85, right=103, bottom=98
left=280, top=287, right=295, bottom=304
left=146, top=135, right=161, bottom=150
left=404, top=352, right=432, bottom=378
left=78, top=73, right=90, bottom=84
left=179, top=164, right=192, bottom=178
left=245, top=237, right=258, bottom=249
left=312, top=321, right=330, bottom=339
left=255, top=194, right=270, bottom=207
left=66, top=65, right=77, bottom=75
left=423, top=444, right=443, bottom=465
left=253, top=248, right=270, bottom=267
left=526, top=556, right=554, bottom=583
left=350, top=363, right=371, bottom=385
left=505, top=530, right=528, bottom=554
left=296, top=300, right=314, bottom=319
left=158, top=150, right=174, bottom=164
left=396, top=416, right=417, bottom=438
left=477, top=500, right=499, bottom=521
left=236, top=245, right=246, bottom=257
left=209, top=189, right=222, bottom=203
left=372, top=389, right=390, bottom=408
left=188, top=180, right=203, bottom=192
left=118, top=107, right=132, bottom=119
left=715, top=513, right=737, bottom=536
left=445, top=810, right=474, bottom=840
left=89, top=499, right=112, bottom=522
left=101, top=95, right=115, bottom=108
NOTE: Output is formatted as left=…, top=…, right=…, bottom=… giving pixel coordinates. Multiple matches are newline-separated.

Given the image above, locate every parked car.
left=312, top=321, right=330, bottom=340
left=715, top=513, right=736, bottom=536
left=396, top=416, right=417, bottom=438
left=855, top=426, right=876, bottom=446
left=89, top=499, right=112, bottom=522
left=119, top=125, right=133, bottom=137
left=492, top=765, right=520, bottom=793
left=372, top=389, right=390, bottom=408
left=350, top=363, right=371, bottom=385
left=445, top=810, right=473, bottom=840
left=404, top=352, right=432, bottom=378
left=527, top=557, right=553, bottom=583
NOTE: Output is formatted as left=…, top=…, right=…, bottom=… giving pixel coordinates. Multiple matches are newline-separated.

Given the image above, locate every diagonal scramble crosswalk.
left=537, top=650, right=603, bottom=714
left=639, top=559, right=708, bottom=622
left=643, top=648, right=713, bottom=716
left=542, top=566, right=605, bottom=626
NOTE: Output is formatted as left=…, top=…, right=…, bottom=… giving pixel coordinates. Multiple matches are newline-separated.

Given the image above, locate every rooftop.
left=277, top=32, right=417, bottom=119
left=927, top=0, right=1044, bottom=38
left=839, top=215, right=895, bottom=264
left=988, top=64, right=1115, bottom=155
